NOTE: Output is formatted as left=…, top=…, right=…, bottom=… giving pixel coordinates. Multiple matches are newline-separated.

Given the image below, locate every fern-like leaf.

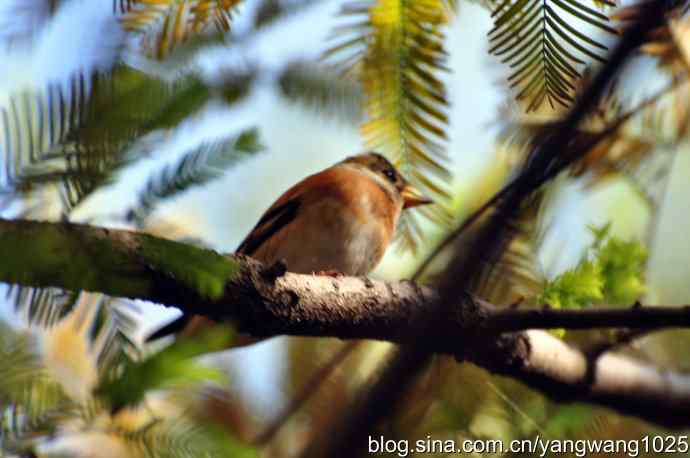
left=325, top=0, right=454, bottom=249
left=127, top=127, right=262, bottom=226
left=120, top=0, right=242, bottom=59
left=2, top=66, right=252, bottom=213
left=0, top=323, right=71, bottom=446
left=1, top=73, right=91, bottom=192
left=489, top=0, right=616, bottom=112
left=6, top=286, right=78, bottom=328
left=278, top=62, right=363, bottom=123
left=120, top=416, right=258, bottom=458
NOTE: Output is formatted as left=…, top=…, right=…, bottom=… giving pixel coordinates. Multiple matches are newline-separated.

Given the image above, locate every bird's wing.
left=235, top=197, right=301, bottom=255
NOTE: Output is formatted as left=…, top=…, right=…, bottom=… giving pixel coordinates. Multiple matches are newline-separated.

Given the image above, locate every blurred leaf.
left=325, top=0, right=454, bottom=250
left=0, top=322, right=71, bottom=444
left=538, top=259, right=604, bottom=308
left=6, top=287, right=140, bottom=381
left=2, top=66, right=251, bottom=213
left=1, top=73, right=92, bottom=193
left=589, top=224, right=647, bottom=304
left=489, top=0, right=616, bottom=112
left=613, top=3, right=689, bottom=86
left=536, top=224, right=647, bottom=310
left=471, top=192, right=548, bottom=305
left=253, top=0, right=319, bottom=30
left=0, top=313, right=251, bottom=458
left=497, top=77, right=681, bottom=228
left=0, top=0, right=61, bottom=47
left=127, top=127, right=263, bottom=226
left=96, top=325, right=234, bottom=411
left=542, top=404, right=596, bottom=437
left=6, top=286, right=78, bottom=327
left=122, top=418, right=258, bottom=458
left=279, top=62, right=363, bottom=123
left=120, top=0, right=242, bottom=59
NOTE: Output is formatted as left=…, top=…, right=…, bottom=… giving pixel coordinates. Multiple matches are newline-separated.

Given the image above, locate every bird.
left=147, top=151, right=432, bottom=341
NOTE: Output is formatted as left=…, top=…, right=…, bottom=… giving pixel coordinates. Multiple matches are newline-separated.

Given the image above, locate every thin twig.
left=413, top=77, right=685, bottom=283
left=253, top=341, right=360, bottom=446
left=324, top=2, right=671, bottom=456
left=486, top=303, right=690, bottom=332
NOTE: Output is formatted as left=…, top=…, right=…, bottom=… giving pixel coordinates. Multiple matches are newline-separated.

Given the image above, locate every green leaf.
left=2, top=67, right=226, bottom=213
left=590, top=226, right=647, bottom=305
left=0, top=321, right=71, bottom=446
left=128, top=127, right=264, bottom=227
left=538, top=259, right=604, bottom=309
left=543, top=404, right=595, bottom=437
left=96, top=325, right=234, bottom=411
left=489, top=0, right=616, bottom=112
left=536, top=223, right=647, bottom=311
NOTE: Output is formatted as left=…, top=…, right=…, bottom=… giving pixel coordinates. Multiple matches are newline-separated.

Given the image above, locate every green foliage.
left=590, top=223, right=648, bottom=304
left=537, top=224, right=647, bottom=308
left=542, top=404, right=596, bottom=437
left=0, top=323, right=70, bottom=444
left=97, top=325, right=233, bottom=411
left=1, top=73, right=90, bottom=196
left=539, top=259, right=604, bottom=308
left=138, top=231, right=242, bottom=300
left=129, top=128, right=263, bottom=226
left=489, top=0, right=616, bottom=111
left=0, top=318, right=254, bottom=458
left=2, top=65, right=253, bottom=214
left=0, top=220, right=241, bottom=302
left=0, top=70, right=180, bottom=209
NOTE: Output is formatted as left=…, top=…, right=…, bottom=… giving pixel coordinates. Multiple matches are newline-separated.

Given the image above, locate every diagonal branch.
left=2, top=218, right=690, bottom=428
left=321, top=2, right=673, bottom=455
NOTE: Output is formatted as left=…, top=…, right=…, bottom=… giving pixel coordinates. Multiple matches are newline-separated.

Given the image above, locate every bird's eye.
left=383, top=168, right=397, bottom=182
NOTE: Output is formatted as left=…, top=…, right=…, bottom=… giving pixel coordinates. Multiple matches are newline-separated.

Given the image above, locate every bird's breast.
left=252, top=194, right=394, bottom=276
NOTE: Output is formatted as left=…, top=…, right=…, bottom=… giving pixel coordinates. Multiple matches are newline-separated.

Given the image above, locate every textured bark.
left=2, top=217, right=690, bottom=427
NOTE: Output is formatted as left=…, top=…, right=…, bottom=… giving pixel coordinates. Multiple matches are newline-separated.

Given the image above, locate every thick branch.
left=2, top=218, right=690, bottom=427
left=489, top=305, right=690, bottom=331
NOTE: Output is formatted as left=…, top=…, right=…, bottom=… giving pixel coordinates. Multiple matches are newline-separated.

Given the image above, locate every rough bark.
left=2, top=218, right=690, bottom=427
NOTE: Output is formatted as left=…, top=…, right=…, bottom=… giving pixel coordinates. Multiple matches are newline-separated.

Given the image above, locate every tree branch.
left=2, top=218, right=690, bottom=428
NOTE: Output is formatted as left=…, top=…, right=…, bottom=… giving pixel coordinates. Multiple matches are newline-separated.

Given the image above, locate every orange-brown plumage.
left=147, top=152, right=431, bottom=341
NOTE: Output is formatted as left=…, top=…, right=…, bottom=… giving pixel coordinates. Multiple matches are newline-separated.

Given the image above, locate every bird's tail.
left=147, top=315, right=262, bottom=347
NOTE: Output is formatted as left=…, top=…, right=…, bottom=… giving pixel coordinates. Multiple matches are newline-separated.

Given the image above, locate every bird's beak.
left=401, top=184, right=433, bottom=209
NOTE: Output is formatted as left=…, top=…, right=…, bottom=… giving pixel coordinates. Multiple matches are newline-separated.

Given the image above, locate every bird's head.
left=342, top=152, right=433, bottom=209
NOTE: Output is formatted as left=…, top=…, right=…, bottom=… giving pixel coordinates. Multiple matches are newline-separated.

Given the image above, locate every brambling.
left=147, top=152, right=432, bottom=341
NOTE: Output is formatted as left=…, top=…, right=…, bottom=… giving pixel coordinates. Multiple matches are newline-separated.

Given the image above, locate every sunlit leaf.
left=120, top=0, right=243, bottom=59
left=536, top=224, right=646, bottom=310
left=325, top=0, right=454, bottom=250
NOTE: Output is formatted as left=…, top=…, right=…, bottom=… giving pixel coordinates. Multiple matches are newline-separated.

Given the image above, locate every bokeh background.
left=2, top=0, right=690, bottom=456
